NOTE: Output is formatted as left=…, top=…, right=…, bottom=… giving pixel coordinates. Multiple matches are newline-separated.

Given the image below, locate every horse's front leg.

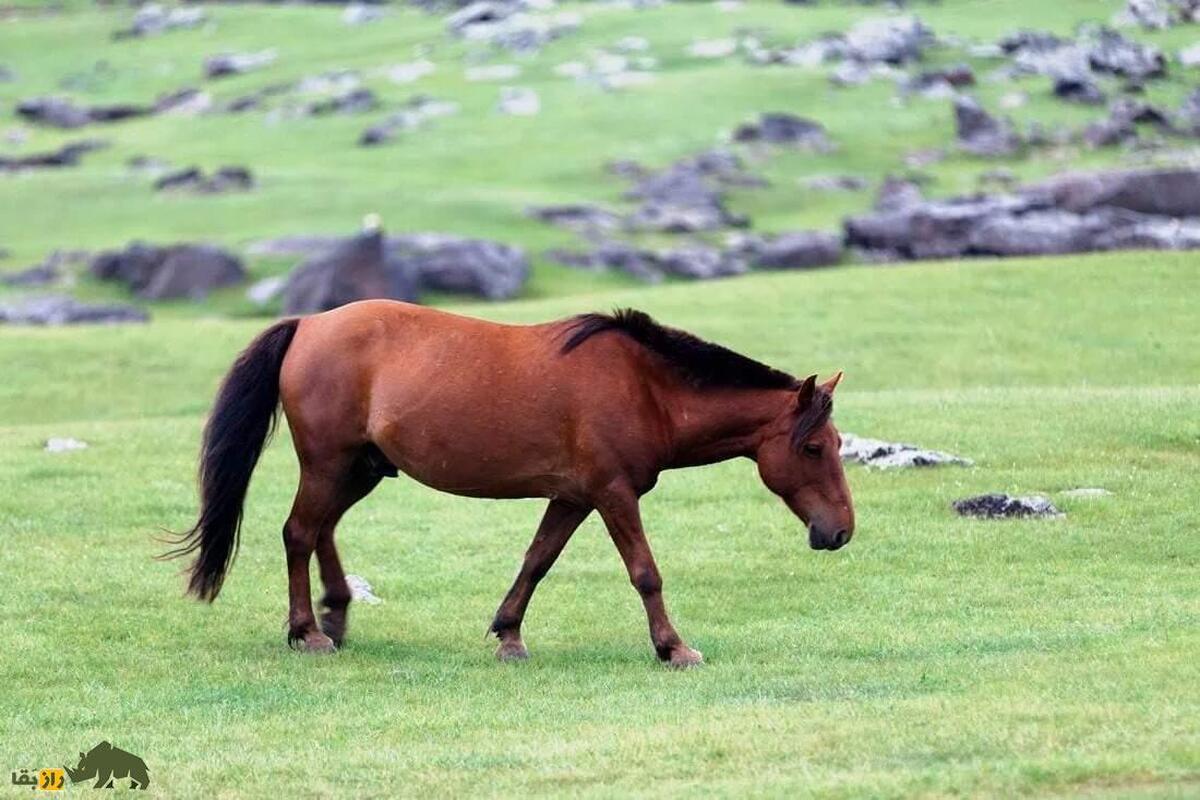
left=490, top=499, right=590, bottom=661
left=595, top=485, right=703, bottom=668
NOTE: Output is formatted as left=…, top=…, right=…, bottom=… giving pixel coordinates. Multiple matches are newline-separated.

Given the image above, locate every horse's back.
left=279, top=301, right=639, bottom=498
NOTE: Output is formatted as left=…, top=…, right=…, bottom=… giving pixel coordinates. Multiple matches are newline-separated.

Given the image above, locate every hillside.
left=2, top=0, right=1199, bottom=312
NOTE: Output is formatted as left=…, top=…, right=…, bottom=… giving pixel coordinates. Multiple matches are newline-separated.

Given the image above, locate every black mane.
left=560, top=308, right=799, bottom=391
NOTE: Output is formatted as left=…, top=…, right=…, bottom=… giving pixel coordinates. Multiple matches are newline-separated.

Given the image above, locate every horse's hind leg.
left=316, top=452, right=383, bottom=647
left=284, top=450, right=381, bottom=652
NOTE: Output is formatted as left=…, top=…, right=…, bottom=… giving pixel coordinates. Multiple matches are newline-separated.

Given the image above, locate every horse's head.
left=755, top=372, right=855, bottom=551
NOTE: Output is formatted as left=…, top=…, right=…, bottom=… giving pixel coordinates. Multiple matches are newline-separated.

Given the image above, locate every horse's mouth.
left=808, top=525, right=850, bottom=551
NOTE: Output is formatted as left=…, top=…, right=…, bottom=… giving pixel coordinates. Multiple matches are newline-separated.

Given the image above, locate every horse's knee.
left=281, top=520, right=315, bottom=556
left=630, top=566, right=662, bottom=597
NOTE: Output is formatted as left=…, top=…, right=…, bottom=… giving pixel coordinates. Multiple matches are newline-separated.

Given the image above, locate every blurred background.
left=2, top=0, right=1198, bottom=319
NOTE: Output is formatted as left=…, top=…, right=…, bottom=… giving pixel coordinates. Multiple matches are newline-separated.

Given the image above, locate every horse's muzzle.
left=809, top=524, right=851, bottom=551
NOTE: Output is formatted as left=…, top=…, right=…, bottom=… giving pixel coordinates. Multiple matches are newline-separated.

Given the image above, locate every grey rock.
left=658, top=246, right=746, bottom=279
left=359, top=96, right=459, bottom=146
left=498, top=86, right=540, bottom=115
left=15, top=97, right=94, bottom=129
left=44, top=437, right=88, bottom=453
left=527, top=204, right=623, bottom=234
left=751, top=231, right=843, bottom=270
left=1062, top=487, right=1112, bottom=498
left=0, top=140, right=106, bottom=171
left=114, top=4, right=206, bottom=39
left=840, top=434, right=973, bottom=469
left=802, top=175, right=869, bottom=193
left=875, top=176, right=924, bottom=211
left=953, top=493, right=1062, bottom=518
left=389, top=233, right=528, bottom=300
left=91, top=242, right=246, bottom=300
left=1053, top=76, right=1106, bottom=105
left=306, top=88, right=379, bottom=116
left=245, top=275, right=287, bottom=307
left=955, top=96, right=1022, bottom=157
left=344, top=574, right=383, bottom=604
left=0, top=295, right=148, bottom=325
left=1, top=261, right=59, bottom=287
left=1087, top=28, right=1166, bottom=80
left=1024, top=167, right=1200, bottom=217
left=733, top=112, right=832, bottom=150
left=283, top=229, right=417, bottom=314
left=343, top=3, right=386, bottom=25
left=154, top=166, right=254, bottom=194
left=844, top=15, right=934, bottom=65
left=548, top=242, right=664, bottom=283
left=1181, top=43, right=1200, bottom=69
left=204, top=50, right=277, bottom=80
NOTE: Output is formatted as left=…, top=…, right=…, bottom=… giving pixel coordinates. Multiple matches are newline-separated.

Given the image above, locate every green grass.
left=2, top=0, right=1199, bottom=308
left=1, top=253, right=1199, bottom=797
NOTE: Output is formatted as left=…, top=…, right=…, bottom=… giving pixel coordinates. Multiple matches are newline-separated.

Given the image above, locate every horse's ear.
left=821, top=371, right=843, bottom=394
left=796, top=374, right=818, bottom=411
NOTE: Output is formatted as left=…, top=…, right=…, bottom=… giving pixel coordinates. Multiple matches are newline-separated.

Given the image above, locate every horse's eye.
left=802, top=443, right=822, bottom=458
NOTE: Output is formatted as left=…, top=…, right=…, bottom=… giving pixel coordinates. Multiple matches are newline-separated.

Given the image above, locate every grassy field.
left=2, top=0, right=1199, bottom=307
left=2, top=252, right=1199, bottom=797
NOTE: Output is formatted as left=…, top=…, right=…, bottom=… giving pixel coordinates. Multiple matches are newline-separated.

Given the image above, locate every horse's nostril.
left=833, top=529, right=849, bottom=548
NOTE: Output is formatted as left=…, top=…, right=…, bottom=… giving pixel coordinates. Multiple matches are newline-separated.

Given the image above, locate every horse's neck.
left=660, top=385, right=790, bottom=469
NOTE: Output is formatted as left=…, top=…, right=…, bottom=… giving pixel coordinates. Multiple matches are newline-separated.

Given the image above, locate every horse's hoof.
left=666, top=645, right=704, bottom=669
left=293, top=630, right=338, bottom=653
left=496, top=640, right=530, bottom=662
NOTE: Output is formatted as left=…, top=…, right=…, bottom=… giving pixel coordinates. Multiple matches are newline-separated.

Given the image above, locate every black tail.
left=163, top=318, right=300, bottom=601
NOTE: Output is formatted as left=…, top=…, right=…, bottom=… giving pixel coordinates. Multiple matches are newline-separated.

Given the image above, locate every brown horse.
left=168, top=301, right=854, bottom=667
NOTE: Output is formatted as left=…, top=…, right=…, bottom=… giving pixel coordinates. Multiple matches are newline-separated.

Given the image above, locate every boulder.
left=841, top=434, right=973, bottom=469
left=733, top=112, right=831, bottom=149
left=967, top=209, right=1113, bottom=256
left=843, top=16, right=933, bottom=65
left=0, top=295, right=148, bottom=325
left=1177, top=88, right=1200, bottom=132
left=114, top=4, right=206, bottom=38
left=844, top=194, right=1038, bottom=260
left=527, top=204, right=623, bottom=234
left=658, top=246, right=746, bottom=279
left=1087, top=28, right=1166, bottom=80
left=306, top=88, right=378, bottom=116
left=546, top=242, right=663, bottom=283
left=954, top=96, right=1022, bottom=157
left=0, top=140, right=106, bottom=171
left=1181, top=43, right=1200, bottom=69
left=359, top=96, right=459, bottom=146
left=953, top=493, right=1062, bottom=518
left=1024, top=168, right=1200, bottom=217
left=15, top=97, right=92, bottom=128
left=283, top=229, right=416, bottom=314
left=154, top=166, right=254, bottom=194
left=389, top=234, right=528, bottom=300
left=1053, top=76, right=1106, bottom=105
left=204, top=50, right=277, bottom=80
left=90, top=242, right=246, bottom=299
left=874, top=176, right=924, bottom=211
left=751, top=231, right=843, bottom=270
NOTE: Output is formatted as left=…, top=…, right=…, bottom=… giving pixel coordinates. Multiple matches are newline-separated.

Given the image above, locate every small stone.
left=1062, top=487, right=1113, bottom=498
left=344, top=574, right=382, bottom=604
left=45, top=437, right=88, bottom=453
left=841, top=434, right=973, bottom=469
left=952, top=493, right=1062, bottom=518
left=498, top=86, right=540, bottom=116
